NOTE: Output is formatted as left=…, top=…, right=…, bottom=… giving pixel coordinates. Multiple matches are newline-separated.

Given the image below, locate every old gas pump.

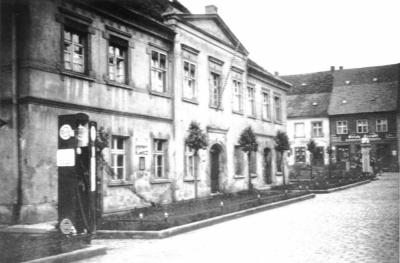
left=57, top=113, right=97, bottom=235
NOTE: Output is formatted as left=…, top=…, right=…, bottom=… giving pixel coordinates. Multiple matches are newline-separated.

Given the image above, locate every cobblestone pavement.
left=75, top=173, right=399, bottom=263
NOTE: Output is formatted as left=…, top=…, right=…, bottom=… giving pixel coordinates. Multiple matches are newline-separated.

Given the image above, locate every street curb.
left=310, top=179, right=371, bottom=194
left=96, top=193, right=316, bottom=239
left=21, top=245, right=107, bottom=263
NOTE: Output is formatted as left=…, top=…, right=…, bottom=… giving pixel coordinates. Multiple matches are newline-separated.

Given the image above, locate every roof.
left=287, top=92, right=331, bottom=118
left=247, top=59, right=292, bottom=89
left=281, top=71, right=333, bottom=95
left=327, top=81, right=398, bottom=115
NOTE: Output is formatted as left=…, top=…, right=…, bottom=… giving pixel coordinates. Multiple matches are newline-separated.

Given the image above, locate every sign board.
left=135, top=138, right=149, bottom=155
left=56, top=149, right=75, bottom=167
left=59, top=124, right=74, bottom=140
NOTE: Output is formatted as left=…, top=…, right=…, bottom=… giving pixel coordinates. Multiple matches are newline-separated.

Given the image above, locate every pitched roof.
left=281, top=71, right=333, bottom=95
left=287, top=92, right=331, bottom=118
left=247, top=59, right=292, bottom=89
left=327, top=81, right=398, bottom=115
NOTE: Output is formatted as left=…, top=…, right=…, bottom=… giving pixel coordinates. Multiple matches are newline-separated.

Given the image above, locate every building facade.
left=0, top=1, right=290, bottom=225
left=283, top=71, right=332, bottom=167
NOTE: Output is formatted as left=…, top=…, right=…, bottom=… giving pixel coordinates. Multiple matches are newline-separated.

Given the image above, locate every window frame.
left=376, top=119, right=388, bottom=132
left=294, top=147, right=306, bottom=163
left=232, top=70, right=243, bottom=114
left=336, top=120, right=348, bottom=135
left=107, top=36, right=129, bottom=85
left=150, top=49, right=168, bottom=94
left=273, top=93, right=283, bottom=122
left=208, top=56, right=224, bottom=109
left=234, top=145, right=244, bottom=176
left=153, top=139, right=167, bottom=179
left=356, top=119, right=368, bottom=134
left=311, top=121, right=323, bottom=138
left=184, top=145, right=195, bottom=179
left=294, top=122, right=305, bottom=138
left=182, top=60, right=197, bottom=101
left=110, top=136, right=128, bottom=181
left=261, top=89, right=271, bottom=121
left=247, top=85, right=256, bottom=117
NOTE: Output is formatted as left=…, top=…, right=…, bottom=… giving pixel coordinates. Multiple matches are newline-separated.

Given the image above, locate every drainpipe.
left=11, top=3, right=22, bottom=224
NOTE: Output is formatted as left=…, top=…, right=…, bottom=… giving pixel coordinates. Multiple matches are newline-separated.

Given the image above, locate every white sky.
left=178, top=0, right=400, bottom=75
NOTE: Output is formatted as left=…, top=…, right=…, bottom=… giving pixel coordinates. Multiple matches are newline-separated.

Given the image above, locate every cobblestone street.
left=76, top=173, right=399, bottom=263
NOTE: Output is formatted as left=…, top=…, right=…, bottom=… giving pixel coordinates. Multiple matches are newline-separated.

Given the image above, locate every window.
left=210, top=71, right=221, bottom=108
left=276, top=151, right=282, bottom=173
left=234, top=146, right=244, bottom=175
left=294, top=147, right=306, bottom=163
left=183, top=61, right=197, bottom=100
left=336, top=121, right=348, bottom=134
left=249, top=151, right=257, bottom=175
left=153, top=139, right=167, bottom=178
left=376, top=119, right=388, bottom=132
left=150, top=50, right=167, bottom=93
left=247, top=86, right=256, bottom=117
left=111, top=136, right=127, bottom=180
left=139, top=156, right=145, bottom=171
left=356, top=120, right=368, bottom=133
left=232, top=71, right=243, bottom=113
left=64, top=28, right=86, bottom=73
left=311, top=122, right=323, bottom=137
left=184, top=145, right=195, bottom=178
left=108, top=37, right=127, bottom=83
left=294, top=123, right=305, bottom=138
left=274, top=94, right=282, bottom=122
left=262, top=91, right=271, bottom=121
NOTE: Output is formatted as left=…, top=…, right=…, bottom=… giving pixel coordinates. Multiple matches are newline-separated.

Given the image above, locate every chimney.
left=339, top=66, right=343, bottom=70
left=330, top=66, right=335, bottom=72
left=274, top=71, right=279, bottom=76
left=205, top=5, right=218, bottom=14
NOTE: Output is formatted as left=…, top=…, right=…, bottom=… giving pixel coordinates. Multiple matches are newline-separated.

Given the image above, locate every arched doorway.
left=210, top=144, right=222, bottom=193
left=263, top=148, right=272, bottom=184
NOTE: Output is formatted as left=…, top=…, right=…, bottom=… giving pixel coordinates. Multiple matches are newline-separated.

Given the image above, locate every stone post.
left=361, top=136, right=372, bottom=174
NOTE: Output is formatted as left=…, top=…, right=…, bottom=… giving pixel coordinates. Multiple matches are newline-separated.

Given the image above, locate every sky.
left=178, top=0, right=400, bottom=75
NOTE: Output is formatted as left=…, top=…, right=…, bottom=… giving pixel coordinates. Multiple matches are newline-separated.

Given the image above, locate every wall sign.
left=57, top=148, right=75, bottom=167
left=59, top=124, right=74, bottom=140
left=136, top=138, right=149, bottom=155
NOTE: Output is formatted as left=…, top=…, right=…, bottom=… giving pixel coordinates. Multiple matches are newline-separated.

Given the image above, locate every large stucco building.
left=0, top=0, right=290, bottom=225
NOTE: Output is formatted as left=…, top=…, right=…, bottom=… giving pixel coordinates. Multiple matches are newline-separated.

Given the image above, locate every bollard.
left=139, top=213, right=144, bottom=225
left=220, top=201, right=224, bottom=213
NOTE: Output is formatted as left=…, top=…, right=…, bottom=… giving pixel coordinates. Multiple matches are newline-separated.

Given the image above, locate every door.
left=210, top=144, right=221, bottom=193
left=263, top=148, right=272, bottom=184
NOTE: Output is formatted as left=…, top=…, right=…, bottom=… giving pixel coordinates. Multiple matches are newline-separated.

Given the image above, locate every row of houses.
left=283, top=64, right=399, bottom=172
left=0, top=0, right=291, bottom=224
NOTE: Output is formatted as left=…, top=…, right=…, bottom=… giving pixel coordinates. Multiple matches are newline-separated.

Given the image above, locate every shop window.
left=150, top=50, right=167, bottom=93
left=357, top=120, right=368, bottom=133
left=376, top=119, right=388, bottom=132
left=111, top=136, right=127, bottom=180
left=336, top=121, right=348, bottom=134
left=295, top=147, right=306, bottom=163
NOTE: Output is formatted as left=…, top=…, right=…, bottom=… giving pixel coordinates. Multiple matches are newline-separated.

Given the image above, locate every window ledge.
left=274, top=120, right=284, bottom=125
left=233, top=175, right=245, bottom=179
left=247, top=115, right=257, bottom=120
left=150, top=178, right=172, bottom=184
left=232, top=110, right=244, bottom=116
left=209, top=105, right=223, bottom=111
left=183, top=177, right=200, bottom=182
left=106, top=80, right=133, bottom=90
left=60, top=70, right=96, bottom=82
left=108, top=180, right=134, bottom=187
left=250, top=173, right=258, bottom=178
left=149, top=90, right=172, bottom=99
left=276, top=172, right=283, bottom=176
left=182, top=97, right=199, bottom=105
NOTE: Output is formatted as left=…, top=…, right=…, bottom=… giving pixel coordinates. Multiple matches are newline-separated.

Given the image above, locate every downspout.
left=11, top=3, right=22, bottom=224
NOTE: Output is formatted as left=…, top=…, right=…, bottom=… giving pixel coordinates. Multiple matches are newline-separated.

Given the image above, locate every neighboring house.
left=165, top=5, right=291, bottom=199
left=328, top=64, right=399, bottom=172
left=282, top=70, right=333, bottom=167
left=0, top=1, right=290, bottom=225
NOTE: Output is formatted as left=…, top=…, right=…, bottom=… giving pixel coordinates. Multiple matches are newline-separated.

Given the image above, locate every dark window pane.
left=117, top=155, right=124, bottom=166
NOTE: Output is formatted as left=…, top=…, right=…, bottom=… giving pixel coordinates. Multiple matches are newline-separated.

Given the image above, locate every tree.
left=274, top=130, right=290, bottom=186
left=307, top=139, right=318, bottom=179
left=238, top=126, right=258, bottom=191
left=185, top=121, right=208, bottom=199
